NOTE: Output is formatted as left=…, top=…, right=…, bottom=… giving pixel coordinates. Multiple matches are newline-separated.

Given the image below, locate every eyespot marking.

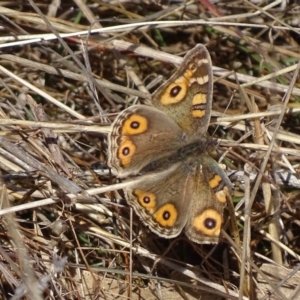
left=170, top=85, right=182, bottom=97
left=122, top=114, right=148, bottom=135
left=118, top=138, right=136, bottom=166
left=159, top=58, right=210, bottom=105
left=134, top=190, right=156, bottom=210
left=160, top=80, right=188, bottom=105
left=153, top=203, right=178, bottom=227
left=193, top=209, right=222, bottom=236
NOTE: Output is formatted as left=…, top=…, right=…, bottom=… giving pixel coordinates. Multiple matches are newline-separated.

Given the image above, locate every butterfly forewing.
left=151, top=44, right=213, bottom=136
left=108, top=105, right=187, bottom=177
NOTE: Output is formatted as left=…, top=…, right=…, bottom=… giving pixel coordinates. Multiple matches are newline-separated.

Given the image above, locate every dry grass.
left=0, top=0, right=300, bottom=299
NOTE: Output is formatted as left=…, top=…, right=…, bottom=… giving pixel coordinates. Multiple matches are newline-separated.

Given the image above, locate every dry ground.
left=0, top=1, right=300, bottom=299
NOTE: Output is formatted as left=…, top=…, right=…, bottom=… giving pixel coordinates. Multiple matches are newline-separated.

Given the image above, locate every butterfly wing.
left=125, top=162, right=194, bottom=238
left=151, top=44, right=213, bottom=136
left=184, top=154, right=232, bottom=244
left=125, top=154, right=231, bottom=243
left=108, top=105, right=186, bottom=177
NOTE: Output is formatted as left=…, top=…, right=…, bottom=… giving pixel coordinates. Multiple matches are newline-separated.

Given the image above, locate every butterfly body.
left=108, top=44, right=232, bottom=244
